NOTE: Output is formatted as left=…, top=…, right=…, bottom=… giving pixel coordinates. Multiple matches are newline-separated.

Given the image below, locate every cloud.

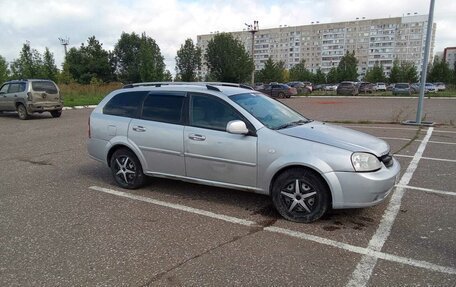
left=0, top=0, right=454, bottom=74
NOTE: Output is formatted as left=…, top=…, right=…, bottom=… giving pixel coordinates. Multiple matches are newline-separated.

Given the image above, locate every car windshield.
left=396, top=84, right=408, bottom=88
left=229, top=92, right=310, bottom=130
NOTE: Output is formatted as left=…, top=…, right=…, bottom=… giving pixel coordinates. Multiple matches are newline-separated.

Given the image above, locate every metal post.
left=245, top=21, right=259, bottom=85
left=415, top=0, right=435, bottom=124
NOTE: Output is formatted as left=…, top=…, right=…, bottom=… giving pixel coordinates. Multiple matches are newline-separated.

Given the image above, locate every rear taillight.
left=27, top=92, right=32, bottom=101
left=88, top=118, right=91, bottom=138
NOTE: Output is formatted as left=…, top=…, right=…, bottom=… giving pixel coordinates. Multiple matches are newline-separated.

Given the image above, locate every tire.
left=278, top=92, right=285, bottom=98
left=110, top=148, right=145, bottom=189
left=271, top=168, right=330, bottom=223
left=50, top=110, right=62, bottom=118
left=17, top=104, right=29, bottom=120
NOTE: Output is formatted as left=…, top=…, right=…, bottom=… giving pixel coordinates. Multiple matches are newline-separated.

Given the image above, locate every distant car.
left=392, top=83, right=412, bottom=96
left=314, top=84, right=325, bottom=91
left=287, top=81, right=311, bottom=94
left=357, top=82, right=374, bottom=94
left=336, top=81, right=359, bottom=96
left=324, top=84, right=338, bottom=91
left=386, top=83, right=395, bottom=91
left=0, top=79, right=63, bottom=120
left=425, top=83, right=438, bottom=93
left=256, top=83, right=297, bottom=98
left=374, top=82, right=387, bottom=91
left=434, top=82, right=446, bottom=91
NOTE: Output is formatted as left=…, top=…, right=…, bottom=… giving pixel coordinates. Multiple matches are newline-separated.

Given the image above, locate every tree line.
left=0, top=32, right=455, bottom=86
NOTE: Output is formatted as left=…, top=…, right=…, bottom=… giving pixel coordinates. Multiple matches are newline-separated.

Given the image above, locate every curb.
left=62, top=105, right=97, bottom=110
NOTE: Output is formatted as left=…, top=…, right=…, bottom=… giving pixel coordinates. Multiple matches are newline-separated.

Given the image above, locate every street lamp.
left=245, top=20, right=259, bottom=85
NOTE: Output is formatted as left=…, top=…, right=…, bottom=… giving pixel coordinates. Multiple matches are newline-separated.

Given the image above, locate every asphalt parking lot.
left=0, top=97, right=455, bottom=286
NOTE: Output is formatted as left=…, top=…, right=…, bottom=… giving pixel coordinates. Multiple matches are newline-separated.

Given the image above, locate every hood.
left=278, top=121, right=390, bottom=157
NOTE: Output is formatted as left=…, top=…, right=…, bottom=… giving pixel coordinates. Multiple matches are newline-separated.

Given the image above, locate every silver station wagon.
left=88, top=83, right=400, bottom=223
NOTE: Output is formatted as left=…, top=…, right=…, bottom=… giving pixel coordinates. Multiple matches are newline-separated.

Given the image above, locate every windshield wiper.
left=274, top=119, right=311, bottom=130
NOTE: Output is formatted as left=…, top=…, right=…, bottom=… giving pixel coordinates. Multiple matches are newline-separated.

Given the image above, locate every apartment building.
left=197, top=15, right=435, bottom=79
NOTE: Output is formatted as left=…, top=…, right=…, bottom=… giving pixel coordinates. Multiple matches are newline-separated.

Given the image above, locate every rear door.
left=128, top=91, right=186, bottom=176
left=5, top=82, right=26, bottom=110
left=184, top=93, right=257, bottom=188
left=0, top=83, right=9, bottom=110
left=30, top=81, right=60, bottom=105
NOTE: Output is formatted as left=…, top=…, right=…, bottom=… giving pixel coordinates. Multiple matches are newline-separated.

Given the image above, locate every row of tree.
left=1, top=32, right=455, bottom=86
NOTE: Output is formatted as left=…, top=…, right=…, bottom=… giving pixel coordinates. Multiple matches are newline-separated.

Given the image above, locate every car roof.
left=120, top=82, right=256, bottom=97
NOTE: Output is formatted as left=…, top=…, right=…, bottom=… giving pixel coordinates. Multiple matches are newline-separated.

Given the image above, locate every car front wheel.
left=272, top=168, right=329, bottom=223
left=110, top=148, right=145, bottom=189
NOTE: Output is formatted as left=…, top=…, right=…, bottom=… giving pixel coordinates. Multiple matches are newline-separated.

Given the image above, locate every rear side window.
left=8, top=83, right=26, bottom=93
left=141, top=94, right=185, bottom=124
left=0, top=84, right=9, bottom=93
left=103, top=91, right=147, bottom=118
left=32, top=81, right=57, bottom=94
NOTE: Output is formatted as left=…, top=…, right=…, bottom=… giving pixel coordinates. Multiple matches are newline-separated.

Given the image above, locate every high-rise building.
left=197, top=15, right=435, bottom=80
left=443, top=47, right=456, bottom=70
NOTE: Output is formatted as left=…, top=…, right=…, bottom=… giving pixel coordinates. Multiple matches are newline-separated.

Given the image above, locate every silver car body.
left=88, top=84, right=400, bottom=209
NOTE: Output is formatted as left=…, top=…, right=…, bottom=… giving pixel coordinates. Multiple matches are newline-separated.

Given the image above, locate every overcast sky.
left=0, top=0, right=454, bottom=73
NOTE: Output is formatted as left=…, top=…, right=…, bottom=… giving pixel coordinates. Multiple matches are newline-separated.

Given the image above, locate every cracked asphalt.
left=0, top=97, right=455, bottom=286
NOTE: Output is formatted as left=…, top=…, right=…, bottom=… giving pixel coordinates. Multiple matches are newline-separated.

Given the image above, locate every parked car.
left=374, top=82, right=387, bottom=91
left=357, top=82, right=374, bottom=94
left=256, top=83, right=297, bottom=98
left=287, top=81, right=311, bottom=94
left=313, top=84, right=326, bottom=91
left=425, top=83, right=438, bottom=93
left=0, top=79, right=63, bottom=120
left=88, top=82, right=400, bottom=223
left=434, top=82, right=446, bottom=91
left=324, top=83, right=338, bottom=91
left=392, top=83, right=412, bottom=96
left=336, top=81, right=359, bottom=96
left=386, top=83, right=395, bottom=91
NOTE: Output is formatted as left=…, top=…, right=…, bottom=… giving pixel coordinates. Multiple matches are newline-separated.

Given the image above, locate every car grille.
left=380, top=154, right=393, bottom=168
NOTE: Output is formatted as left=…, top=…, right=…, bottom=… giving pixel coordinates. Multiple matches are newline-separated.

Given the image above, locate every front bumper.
left=330, top=158, right=401, bottom=208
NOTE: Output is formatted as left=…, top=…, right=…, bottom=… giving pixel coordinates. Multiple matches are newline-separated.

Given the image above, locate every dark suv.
left=0, top=79, right=63, bottom=119
left=256, top=83, right=297, bottom=98
left=336, top=81, right=358, bottom=96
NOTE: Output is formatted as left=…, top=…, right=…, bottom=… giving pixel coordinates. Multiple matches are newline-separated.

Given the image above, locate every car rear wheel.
left=272, top=168, right=329, bottom=223
left=110, top=148, right=145, bottom=189
left=17, top=104, right=29, bottom=120
left=50, top=110, right=62, bottom=118
left=278, top=92, right=285, bottom=98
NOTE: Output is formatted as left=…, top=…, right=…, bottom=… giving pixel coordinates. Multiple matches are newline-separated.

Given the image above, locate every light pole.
left=245, top=21, right=259, bottom=85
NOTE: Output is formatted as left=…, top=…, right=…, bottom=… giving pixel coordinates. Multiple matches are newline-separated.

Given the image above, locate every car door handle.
left=188, top=134, right=206, bottom=141
left=132, top=126, right=146, bottom=132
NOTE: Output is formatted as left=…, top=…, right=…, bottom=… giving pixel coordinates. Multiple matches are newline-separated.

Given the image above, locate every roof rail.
left=122, top=81, right=254, bottom=91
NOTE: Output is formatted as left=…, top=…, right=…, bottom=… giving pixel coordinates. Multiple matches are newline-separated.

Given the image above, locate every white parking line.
left=380, top=137, right=456, bottom=145
left=395, top=154, right=456, bottom=163
left=347, top=127, right=434, bottom=287
left=396, top=185, right=456, bottom=197
left=89, top=179, right=456, bottom=276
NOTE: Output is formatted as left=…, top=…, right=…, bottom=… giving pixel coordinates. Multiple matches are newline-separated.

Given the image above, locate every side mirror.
left=226, top=120, right=249, bottom=135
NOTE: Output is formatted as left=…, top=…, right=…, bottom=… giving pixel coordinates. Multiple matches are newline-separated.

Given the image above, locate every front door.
left=184, top=93, right=257, bottom=188
left=0, top=84, right=9, bottom=110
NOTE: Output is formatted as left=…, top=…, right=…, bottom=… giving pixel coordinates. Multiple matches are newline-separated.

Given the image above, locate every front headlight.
left=351, top=152, right=382, bottom=172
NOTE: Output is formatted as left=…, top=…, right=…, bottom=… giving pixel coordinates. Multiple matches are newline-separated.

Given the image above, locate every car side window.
left=190, top=93, right=242, bottom=131
left=8, top=83, right=22, bottom=93
left=103, top=91, right=147, bottom=118
left=0, top=84, right=9, bottom=94
left=141, top=94, right=185, bottom=125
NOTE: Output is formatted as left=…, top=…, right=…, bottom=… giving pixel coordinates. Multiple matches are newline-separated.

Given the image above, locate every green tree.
left=427, top=56, right=452, bottom=84
left=66, top=36, right=113, bottom=84
left=256, top=57, right=285, bottom=83
left=364, top=62, right=386, bottom=83
left=163, top=70, right=173, bottom=81
left=0, top=55, right=9, bottom=83
left=175, top=38, right=201, bottom=82
left=389, top=59, right=401, bottom=83
left=205, top=33, right=253, bottom=82
left=401, top=61, right=419, bottom=83
left=289, top=60, right=313, bottom=81
left=313, top=68, right=326, bottom=84
left=42, top=47, right=58, bottom=82
left=337, top=51, right=358, bottom=81
left=113, top=32, right=166, bottom=83
left=10, top=42, right=44, bottom=79
left=326, top=67, right=338, bottom=83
